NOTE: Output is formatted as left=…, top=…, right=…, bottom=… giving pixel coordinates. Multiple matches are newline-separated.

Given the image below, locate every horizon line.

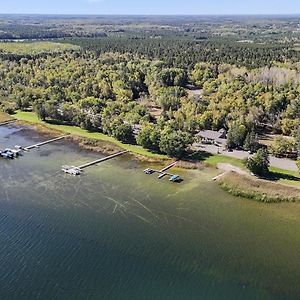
left=0, top=13, right=299, bottom=17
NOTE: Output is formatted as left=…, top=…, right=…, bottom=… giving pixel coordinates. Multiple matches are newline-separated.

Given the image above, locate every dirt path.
left=217, top=163, right=248, bottom=175
left=213, top=163, right=248, bottom=181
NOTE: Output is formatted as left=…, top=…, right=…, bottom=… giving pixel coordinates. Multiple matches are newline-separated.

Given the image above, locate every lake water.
left=0, top=125, right=300, bottom=300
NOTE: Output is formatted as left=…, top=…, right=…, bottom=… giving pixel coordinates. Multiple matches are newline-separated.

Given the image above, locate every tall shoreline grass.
left=218, top=172, right=300, bottom=203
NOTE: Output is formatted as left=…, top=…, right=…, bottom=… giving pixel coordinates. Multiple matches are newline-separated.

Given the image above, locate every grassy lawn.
left=205, top=153, right=299, bottom=186
left=205, top=154, right=300, bottom=187
left=204, top=154, right=246, bottom=169
left=14, top=111, right=168, bottom=159
left=269, top=166, right=300, bottom=187
left=196, top=148, right=300, bottom=187
left=0, top=42, right=79, bottom=55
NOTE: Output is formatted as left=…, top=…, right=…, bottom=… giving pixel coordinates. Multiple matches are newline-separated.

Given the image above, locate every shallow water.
left=0, top=125, right=300, bottom=300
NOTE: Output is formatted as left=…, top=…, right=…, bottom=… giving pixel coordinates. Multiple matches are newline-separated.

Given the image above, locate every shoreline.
left=8, top=112, right=300, bottom=201
left=13, top=111, right=170, bottom=160
left=2, top=114, right=300, bottom=203
left=15, top=118, right=208, bottom=170
left=0, top=112, right=15, bottom=124
left=16, top=119, right=166, bottom=163
left=217, top=172, right=300, bottom=203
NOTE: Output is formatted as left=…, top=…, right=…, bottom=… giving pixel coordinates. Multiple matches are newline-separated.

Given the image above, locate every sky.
left=1, top=0, right=300, bottom=15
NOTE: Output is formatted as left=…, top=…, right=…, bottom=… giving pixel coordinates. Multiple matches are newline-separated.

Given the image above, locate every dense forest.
left=66, top=37, right=300, bottom=69
left=2, top=38, right=297, bottom=70
left=0, top=48, right=300, bottom=158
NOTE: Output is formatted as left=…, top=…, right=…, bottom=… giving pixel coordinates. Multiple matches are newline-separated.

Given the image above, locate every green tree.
left=78, top=97, right=106, bottom=114
left=160, top=68, right=187, bottom=87
left=136, top=123, right=161, bottom=151
left=191, top=63, right=217, bottom=88
left=34, top=101, right=47, bottom=121
left=270, top=136, right=296, bottom=158
left=243, top=131, right=258, bottom=152
left=245, top=148, right=270, bottom=176
left=112, top=123, right=134, bottom=143
left=296, top=127, right=300, bottom=157
left=226, top=122, right=247, bottom=150
left=157, top=87, right=185, bottom=112
left=159, top=129, right=193, bottom=158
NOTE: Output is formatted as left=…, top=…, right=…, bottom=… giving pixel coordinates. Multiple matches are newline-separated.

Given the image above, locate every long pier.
left=78, top=150, right=129, bottom=169
left=62, top=150, right=129, bottom=175
left=24, top=136, right=68, bottom=151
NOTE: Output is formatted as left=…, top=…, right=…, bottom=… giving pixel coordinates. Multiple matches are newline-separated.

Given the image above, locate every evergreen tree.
left=245, top=148, right=270, bottom=176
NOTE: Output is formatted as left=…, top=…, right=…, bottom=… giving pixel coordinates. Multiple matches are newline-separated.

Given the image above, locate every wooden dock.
left=24, top=136, right=68, bottom=151
left=77, top=150, right=129, bottom=170
left=213, top=171, right=229, bottom=181
left=62, top=150, right=129, bottom=175
left=144, top=161, right=181, bottom=181
left=160, top=161, right=178, bottom=173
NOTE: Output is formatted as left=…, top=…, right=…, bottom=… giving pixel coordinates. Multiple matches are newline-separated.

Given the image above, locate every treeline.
left=0, top=51, right=300, bottom=158
left=0, top=50, right=76, bottom=64
left=67, top=37, right=300, bottom=70
left=0, top=24, right=108, bottom=40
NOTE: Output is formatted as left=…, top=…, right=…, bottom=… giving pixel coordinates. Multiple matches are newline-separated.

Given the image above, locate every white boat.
left=11, top=149, right=22, bottom=157
left=62, top=165, right=82, bottom=175
left=144, top=168, right=154, bottom=175
left=1, top=149, right=14, bottom=159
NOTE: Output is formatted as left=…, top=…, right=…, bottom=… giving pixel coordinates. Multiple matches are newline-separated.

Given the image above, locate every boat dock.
left=160, top=161, right=178, bottom=173
left=23, top=136, right=68, bottom=151
left=0, top=135, right=68, bottom=160
left=78, top=151, right=129, bottom=169
left=213, top=171, right=229, bottom=181
left=62, top=150, right=129, bottom=175
left=144, top=161, right=181, bottom=182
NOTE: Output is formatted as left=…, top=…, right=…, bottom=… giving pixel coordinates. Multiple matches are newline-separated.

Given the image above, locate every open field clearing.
left=0, top=41, right=80, bottom=54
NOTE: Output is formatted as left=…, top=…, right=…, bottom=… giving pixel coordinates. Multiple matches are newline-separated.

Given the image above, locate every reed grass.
left=218, top=172, right=300, bottom=203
